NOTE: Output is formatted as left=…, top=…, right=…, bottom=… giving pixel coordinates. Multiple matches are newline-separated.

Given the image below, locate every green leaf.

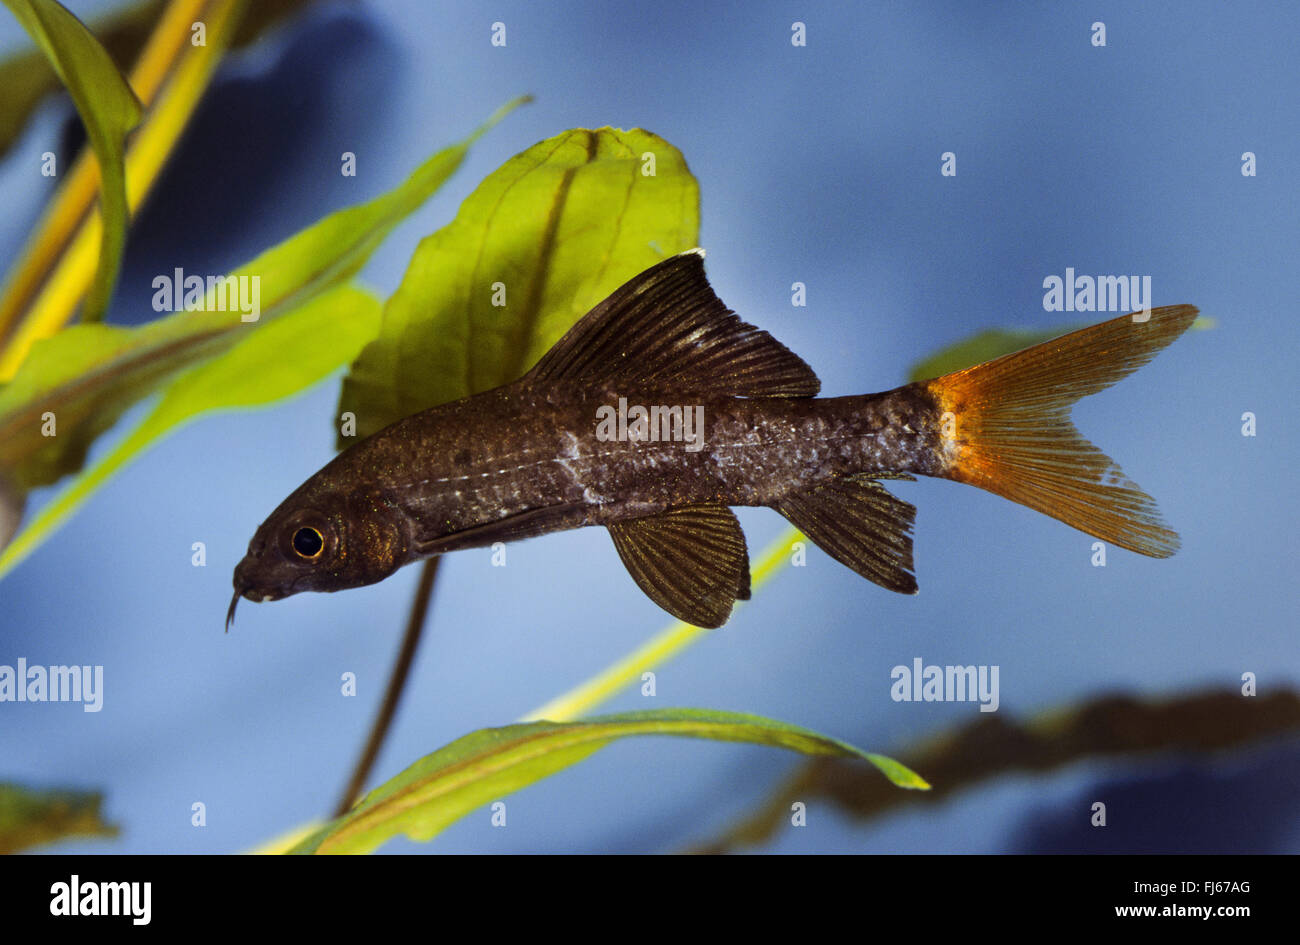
left=2, top=0, right=143, bottom=321
left=0, top=283, right=382, bottom=577
left=0, top=782, right=117, bottom=853
left=291, top=708, right=928, bottom=854
left=0, top=97, right=525, bottom=503
left=339, top=127, right=699, bottom=442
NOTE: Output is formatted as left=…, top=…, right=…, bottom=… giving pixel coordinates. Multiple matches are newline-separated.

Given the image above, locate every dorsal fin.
left=523, top=250, right=820, bottom=397
left=607, top=504, right=751, bottom=628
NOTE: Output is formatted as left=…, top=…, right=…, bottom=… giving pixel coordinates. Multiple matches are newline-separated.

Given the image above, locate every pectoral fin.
left=774, top=475, right=918, bottom=594
left=607, top=504, right=751, bottom=628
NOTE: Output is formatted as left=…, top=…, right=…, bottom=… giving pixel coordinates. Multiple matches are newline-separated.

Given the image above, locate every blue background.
left=1, top=0, right=1295, bottom=853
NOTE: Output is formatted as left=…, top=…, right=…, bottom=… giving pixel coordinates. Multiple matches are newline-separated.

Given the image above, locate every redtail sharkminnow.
left=228, top=250, right=1196, bottom=630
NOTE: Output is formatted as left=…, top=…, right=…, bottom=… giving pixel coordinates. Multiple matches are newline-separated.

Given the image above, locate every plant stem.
left=333, top=557, right=441, bottom=817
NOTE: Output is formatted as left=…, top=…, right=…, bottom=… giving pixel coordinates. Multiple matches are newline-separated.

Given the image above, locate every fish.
left=228, top=249, right=1197, bottom=630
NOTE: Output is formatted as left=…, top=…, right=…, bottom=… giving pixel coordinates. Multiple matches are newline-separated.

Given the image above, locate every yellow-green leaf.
left=2, top=0, right=143, bottom=321
left=0, top=782, right=117, bottom=853
left=291, top=708, right=928, bottom=854
left=0, top=98, right=524, bottom=496
left=338, top=127, right=699, bottom=442
left=0, top=0, right=255, bottom=380
left=0, top=283, right=381, bottom=577
left=0, top=97, right=526, bottom=571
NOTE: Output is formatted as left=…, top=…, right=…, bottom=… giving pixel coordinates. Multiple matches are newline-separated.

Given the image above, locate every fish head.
left=228, top=484, right=411, bottom=628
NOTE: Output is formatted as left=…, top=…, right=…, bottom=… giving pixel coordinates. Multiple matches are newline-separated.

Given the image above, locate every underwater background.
left=1, top=0, right=1296, bottom=853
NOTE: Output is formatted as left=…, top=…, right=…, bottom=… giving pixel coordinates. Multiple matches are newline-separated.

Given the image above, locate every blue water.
left=1, top=0, right=1295, bottom=854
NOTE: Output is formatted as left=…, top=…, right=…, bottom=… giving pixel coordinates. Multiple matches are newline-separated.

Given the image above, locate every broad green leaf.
left=291, top=708, right=928, bottom=854
left=0, top=782, right=117, bottom=853
left=339, top=127, right=699, bottom=442
left=2, top=0, right=143, bottom=321
left=0, top=283, right=381, bottom=577
left=0, top=97, right=525, bottom=495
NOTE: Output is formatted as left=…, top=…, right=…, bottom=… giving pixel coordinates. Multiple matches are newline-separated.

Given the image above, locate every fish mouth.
left=226, top=563, right=297, bottom=630
left=226, top=583, right=295, bottom=630
left=227, top=549, right=291, bottom=630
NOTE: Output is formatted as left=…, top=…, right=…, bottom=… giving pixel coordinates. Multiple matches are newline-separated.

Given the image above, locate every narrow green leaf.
left=2, top=0, right=143, bottom=321
left=339, top=126, right=699, bottom=442
left=0, top=782, right=117, bottom=853
left=142, top=285, right=382, bottom=423
left=0, top=97, right=525, bottom=497
left=292, top=708, right=927, bottom=854
left=0, top=283, right=381, bottom=577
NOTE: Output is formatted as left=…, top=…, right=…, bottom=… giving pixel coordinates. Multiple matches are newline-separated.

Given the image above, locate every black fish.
left=229, top=250, right=1196, bottom=629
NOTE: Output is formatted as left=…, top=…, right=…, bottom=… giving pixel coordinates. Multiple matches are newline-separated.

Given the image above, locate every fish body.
left=230, top=250, right=1196, bottom=628
left=269, top=383, right=940, bottom=543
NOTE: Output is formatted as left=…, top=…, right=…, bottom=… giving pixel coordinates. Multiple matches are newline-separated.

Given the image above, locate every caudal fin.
left=925, top=306, right=1198, bottom=557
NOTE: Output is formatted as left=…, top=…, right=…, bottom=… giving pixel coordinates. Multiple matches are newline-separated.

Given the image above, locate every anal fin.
left=774, top=475, right=918, bottom=594
left=607, top=504, right=750, bottom=628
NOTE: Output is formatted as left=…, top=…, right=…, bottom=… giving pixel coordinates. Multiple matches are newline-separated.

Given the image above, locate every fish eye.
left=292, top=526, right=324, bottom=559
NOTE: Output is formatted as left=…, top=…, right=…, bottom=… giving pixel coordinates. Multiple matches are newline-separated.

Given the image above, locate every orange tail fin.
left=925, top=306, right=1198, bottom=557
